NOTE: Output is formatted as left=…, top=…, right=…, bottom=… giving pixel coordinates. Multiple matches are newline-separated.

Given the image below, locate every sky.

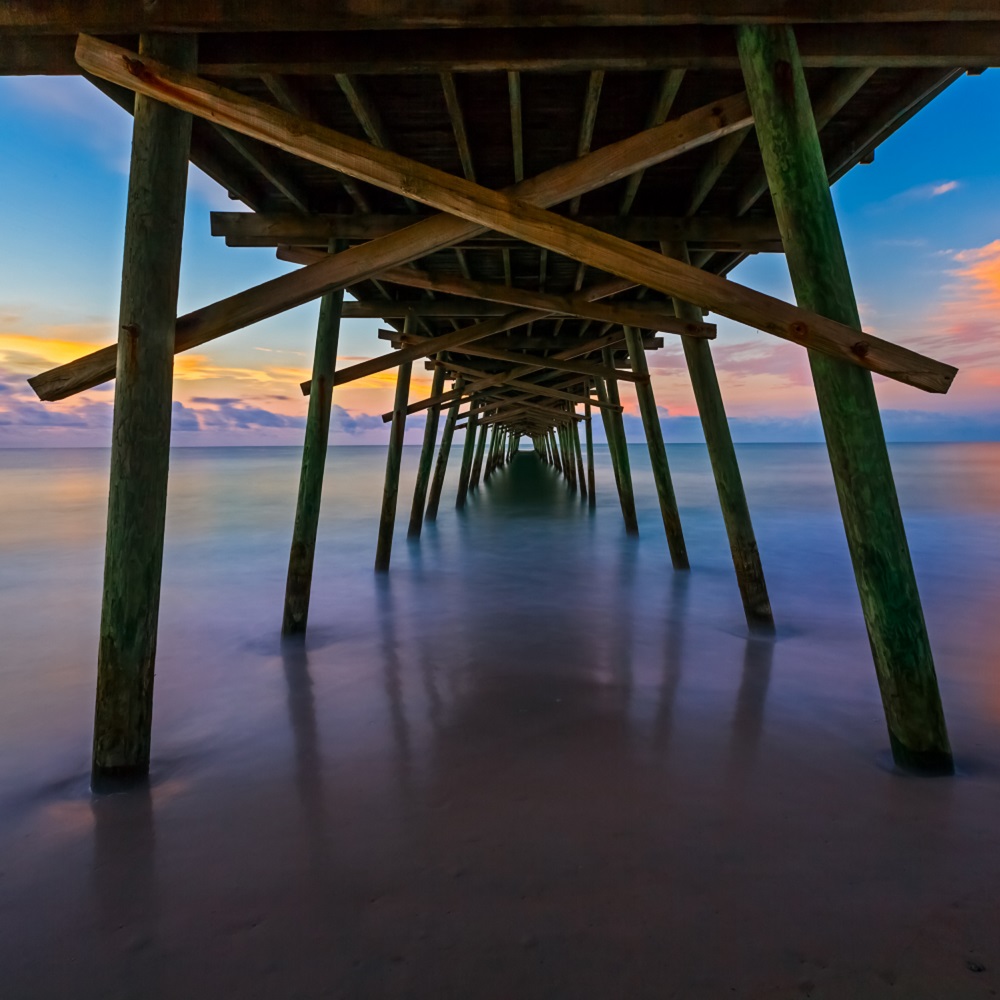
left=0, top=68, right=998, bottom=446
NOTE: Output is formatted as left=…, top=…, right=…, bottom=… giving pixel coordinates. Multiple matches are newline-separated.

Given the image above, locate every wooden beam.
left=507, top=71, right=524, bottom=183
left=619, top=68, right=685, bottom=215
left=261, top=74, right=372, bottom=212
left=366, top=261, right=711, bottom=335
left=739, top=23, right=952, bottom=773
left=8, top=25, right=999, bottom=77
left=32, top=68, right=749, bottom=402
left=454, top=343, right=644, bottom=385
left=569, top=70, right=604, bottom=215
left=6, top=3, right=1000, bottom=32
left=211, top=210, right=784, bottom=247
left=75, top=38, right=955, bottom=394
left=343, top=300, right=511, bottom=318
left=441, top=72, right=476, bottom=183
left=389, top=328, right=633, bottom=421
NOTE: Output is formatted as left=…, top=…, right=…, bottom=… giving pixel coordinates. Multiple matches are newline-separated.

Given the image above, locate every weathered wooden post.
left=573, top=420, right=587, bottom=499
left=282, top=241, right=346, bottom=635
left=407, top=360, right=445, bottom=538
left=661, top=241, right=773, bottom=628
left=550, top=429, right=563, bottom=473
left=599, top=353, right=640, bottom=535
left=738, top=24, right=951, bottom=772
left=624, top=326, right=688, bottom=569
left=584, top=398, right=597, bottom=507
left=92, top=34, right=197, bottom=787
left=456, top=409, right=479, bottom=508
left=374, top=358, right=412, bottom=571
left=470, top=417, right=490, bottom=489
left=426, top=376, right=464, bottom=522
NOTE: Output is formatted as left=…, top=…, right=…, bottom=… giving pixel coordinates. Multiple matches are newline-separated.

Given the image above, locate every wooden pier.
left=5, top=1, right=986, bottom=781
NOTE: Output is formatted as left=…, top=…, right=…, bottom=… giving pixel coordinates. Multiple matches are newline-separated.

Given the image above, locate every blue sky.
left=0, top=68, right=998, bottom=445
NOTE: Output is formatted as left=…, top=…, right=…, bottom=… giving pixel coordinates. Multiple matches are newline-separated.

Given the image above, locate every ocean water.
left=1, top=442, right=999, bottom=997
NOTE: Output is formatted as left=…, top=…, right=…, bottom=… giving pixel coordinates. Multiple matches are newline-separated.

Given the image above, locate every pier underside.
left=4, top=5, right=985, bottom=777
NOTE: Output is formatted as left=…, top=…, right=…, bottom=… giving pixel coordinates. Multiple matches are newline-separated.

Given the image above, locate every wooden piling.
left=407, top=359, right=445, bottom=538
left=600, top=349, right=640, bottom=535
left=374, top=358, right=412, bottom=571
left=550, top=428, right=563, bottom=472
left=282, top=240, right=346, bottom=634
left=574, top=418, right=587, bottom=499
left=738, top=23, right=951, bottom=773
left=663, top=240, right=773, bottom=629
left=584, top=398, right=597, bottom=507
left=456, top=409, right=479, bottom=508
left=425, top=376, right=464, bottom=522
left=624, top=326, right=688, bottom=568
left=470, top=416, right=490, bottom=489
left=92, top=33, right=196, bottom=787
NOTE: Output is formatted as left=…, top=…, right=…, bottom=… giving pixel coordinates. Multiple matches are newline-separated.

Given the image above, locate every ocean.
left=1, top=442, right=999, bottom=997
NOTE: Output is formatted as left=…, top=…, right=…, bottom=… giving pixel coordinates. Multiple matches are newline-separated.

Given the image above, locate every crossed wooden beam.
left=28, top=35, right=957, bottom=405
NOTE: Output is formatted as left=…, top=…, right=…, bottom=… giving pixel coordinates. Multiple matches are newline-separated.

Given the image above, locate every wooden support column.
left=549, top=429, right=563, bottom=472
left=573, top=419, right=588, bottom=499
left=624, top=326, right=688, bottom=569
left=374, top=358, right=412, bottom=571
left=456, top=410, right=479, bottom=509
left=407, top=358, right=445, bottom=538
left=470, top=417, right=490, bottom=489
left=282, top=240, right=346, bottom=634
left=738, top=24, right=951, bottom=773
left=600, top=350, right=640, bottom=535
left=92, top=34, right=196, bottom=787
left=663, top=241, right=773, bottom=629
left=425, top=377, right=464, bottom=522
left=585, top=398, right=597, bottom=507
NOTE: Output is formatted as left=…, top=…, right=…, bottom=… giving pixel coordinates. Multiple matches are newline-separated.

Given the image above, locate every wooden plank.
left=211, top=210, right=784, bottom=247
left=9, top=25, right=1000, bottom=77
left=92, top=33, right=196, bottom=787
left=32, top=69, right=749, bottom=402
left=739, top=23, right=952, bottom=773
left=6, top=2, right=1000, bottom=32
left=74, top=38, right=955, bottom=394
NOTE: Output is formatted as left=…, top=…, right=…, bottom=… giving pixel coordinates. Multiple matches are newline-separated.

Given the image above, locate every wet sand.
left=1, top=445, right=999, bottom=998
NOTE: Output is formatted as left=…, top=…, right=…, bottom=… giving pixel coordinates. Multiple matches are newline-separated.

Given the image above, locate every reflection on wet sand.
left=2, top=445, right=1000, bottom=997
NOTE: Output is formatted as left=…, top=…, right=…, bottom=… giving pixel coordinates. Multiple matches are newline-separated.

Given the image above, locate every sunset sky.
left=0, top=69, right=998, bottom=446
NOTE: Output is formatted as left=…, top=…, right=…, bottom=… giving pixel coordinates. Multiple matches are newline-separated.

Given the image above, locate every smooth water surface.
left=1, top=443, right=999, bottom=998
